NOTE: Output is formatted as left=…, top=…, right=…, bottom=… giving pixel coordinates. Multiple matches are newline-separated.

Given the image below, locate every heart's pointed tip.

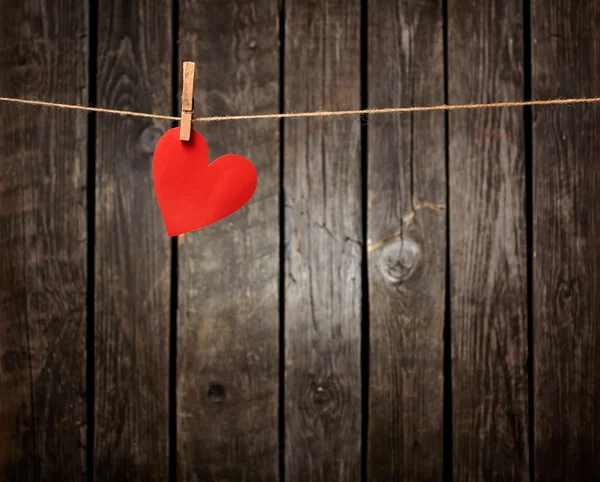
left=166, top=227, right=179, bottom=237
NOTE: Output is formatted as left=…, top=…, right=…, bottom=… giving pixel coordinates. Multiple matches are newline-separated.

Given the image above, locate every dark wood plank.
left=0, top=0, right=88, bottom=480
left=531, top=1, right=600, bottom=479
left=366, top=1, right=446, bottom=480
left=448, top=0, right=529, bottom=480
left=93, top=1, right=172, bottom=480
left=177, top=1, right=280, bottom=480
left=283, top=0, right=361, bottom=480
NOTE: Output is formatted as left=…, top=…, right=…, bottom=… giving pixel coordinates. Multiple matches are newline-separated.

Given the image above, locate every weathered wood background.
left=0, top=0, right=598, bottom=481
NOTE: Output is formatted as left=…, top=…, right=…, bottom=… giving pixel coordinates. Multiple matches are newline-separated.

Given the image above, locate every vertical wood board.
left=532, top=0, right=600, bottom=479
left=94, top=1, right=172, bottom=480
left=448, top=0, right=529, bottom=480
left=284, top=0, right=362, bottom=480
left=367, top=1, right=446, bottom=480
left=0, top=0, right=88, bottom=479
left=177, top=1, right=280, bottom=480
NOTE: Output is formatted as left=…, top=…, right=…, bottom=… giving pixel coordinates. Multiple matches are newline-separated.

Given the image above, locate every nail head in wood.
left=180, top=61, right=195, bottom=141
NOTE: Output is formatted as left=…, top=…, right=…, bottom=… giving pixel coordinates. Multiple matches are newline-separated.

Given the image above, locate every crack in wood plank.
left=367, top=201, right=446, bottom=254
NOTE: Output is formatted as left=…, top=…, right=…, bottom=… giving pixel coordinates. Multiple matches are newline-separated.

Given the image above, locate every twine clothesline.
left=1, top=96, right=600, bottom=122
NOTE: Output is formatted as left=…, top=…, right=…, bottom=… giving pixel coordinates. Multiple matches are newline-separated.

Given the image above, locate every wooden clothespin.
left=180, top=61, right=195, bottom=141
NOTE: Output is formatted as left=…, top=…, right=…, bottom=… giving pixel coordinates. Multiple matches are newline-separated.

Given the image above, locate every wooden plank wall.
left=367, top=1, right=446, bottom=481
left=0, top=0, right=88, bottom=480
left=177, top=1, right=280, bottom=481
left=448, top=0, right=529, bottom=480
left=0, top=0, right=599, bottom=481
left=531, top=0, right=600, bottom=480
left=283, top=1, right=362, bottom=480
left=94, top=0, right=172, bottom=480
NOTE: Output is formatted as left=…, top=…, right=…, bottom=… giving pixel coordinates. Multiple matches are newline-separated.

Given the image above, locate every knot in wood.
left=138, top=124, right=163, bottom=156
left=378, top=237, right=421, bottom=284
left=207, top=383, right=226, bottom=403
left=312, top=385, right=331, bottom=407
left=305, top=375, right=342, bottom=415
left=555, top=278, right=580, bottom=320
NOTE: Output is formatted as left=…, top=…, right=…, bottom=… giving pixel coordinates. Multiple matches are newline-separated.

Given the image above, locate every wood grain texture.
left=366, top=1, right=446, bottom=480
left=94, top=1, right=171, bottom=480
left=0, top=0, right=88, bottom=480
left=531, top=1, right=600, bottom=480
left=283, top=0, right=362, bottom=480
left=448, top=0, right=529, bottom=480
left=177, top=1, right=280, bottom=481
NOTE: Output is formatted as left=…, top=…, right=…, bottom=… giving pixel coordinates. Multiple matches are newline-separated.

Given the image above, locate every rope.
left=1, top=96, right=599, bottom=122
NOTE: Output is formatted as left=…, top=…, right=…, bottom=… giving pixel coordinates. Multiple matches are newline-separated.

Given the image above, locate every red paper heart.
left=152, top=128, right=257, bottom=236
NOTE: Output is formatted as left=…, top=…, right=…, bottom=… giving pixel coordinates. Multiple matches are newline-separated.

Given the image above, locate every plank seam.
left=168, top=0, right=179, bottom=480
left=360, top=0, right=369, bottom=480
left=86, top=0, right=98, bottom=479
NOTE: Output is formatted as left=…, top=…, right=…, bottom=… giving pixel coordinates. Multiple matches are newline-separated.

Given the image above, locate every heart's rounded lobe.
left=152, top=128, right=257, bottom=236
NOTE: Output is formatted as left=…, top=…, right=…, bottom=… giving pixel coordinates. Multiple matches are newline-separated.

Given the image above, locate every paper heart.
left=152, top=128, right=257, bottom=236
